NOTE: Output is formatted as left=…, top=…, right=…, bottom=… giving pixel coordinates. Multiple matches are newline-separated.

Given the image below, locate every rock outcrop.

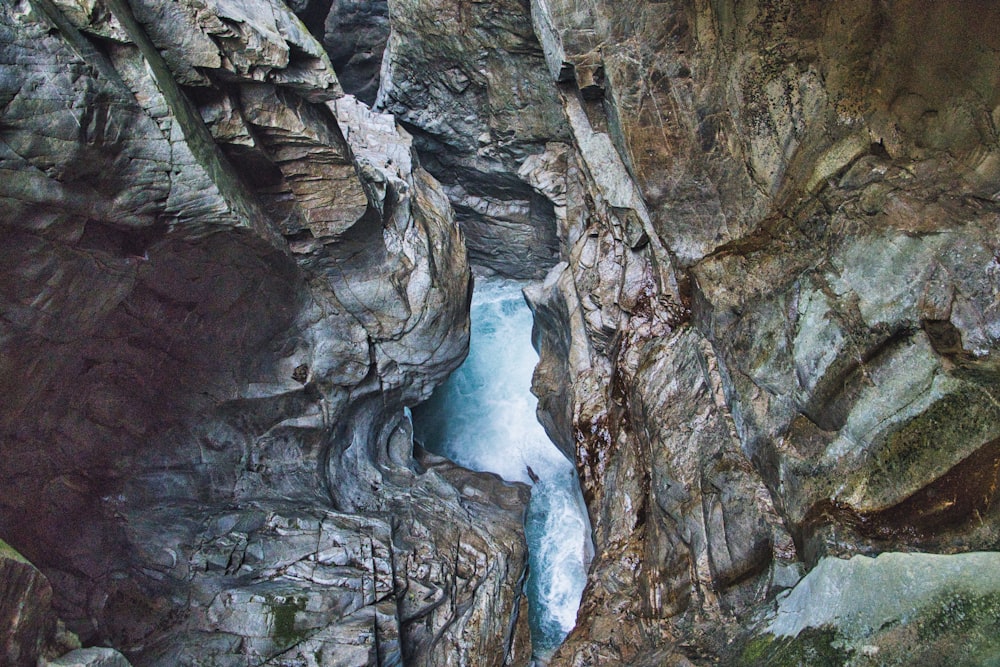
left=372, top=0, right=571, bottom=277
left=751, top=551, right=1000, bottom=664
left=1, top=539, right=78, bottom=666
left=46, top=647, right=134, bottom=667
left=0, top=0, right=529, bottom=664
left=521, top=0, right=1000, bottom=664
left=321, top=0, right=390, bottom=105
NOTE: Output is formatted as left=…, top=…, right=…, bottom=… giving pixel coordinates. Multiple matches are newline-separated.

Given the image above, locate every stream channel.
left=412, top=276, right=593, bottom=660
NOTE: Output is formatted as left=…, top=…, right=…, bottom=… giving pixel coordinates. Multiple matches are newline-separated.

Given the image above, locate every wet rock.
left=524, top=263, right=588, bottom=459
left=391, top=451, right=531, bottom=666
left=375, top=0, right=569, bottom=277
left=0, top=0, right=527, bottom=664
left=6, top=0, right=1000, bottom=664
left=46, top=647, right=133, bottom=667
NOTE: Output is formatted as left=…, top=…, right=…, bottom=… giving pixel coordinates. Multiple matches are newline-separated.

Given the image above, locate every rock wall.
left=373, top=0, right=571, bottom=277
left=321, top=0, right=390, bottom=104
left=1, top=539, right=75, bottom=666
left=522, top=0, right=1000, bottom=663
left=0, top=0, right=530, bottom=664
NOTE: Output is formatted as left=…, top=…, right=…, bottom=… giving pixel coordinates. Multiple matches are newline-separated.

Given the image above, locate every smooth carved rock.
left=524, top=263, right=587, bottom=460
left=0, top=1, right=527, bottom=665
left=374, top=0, right=569, bottom=277
left=5, top=0, right=1000, bottom=664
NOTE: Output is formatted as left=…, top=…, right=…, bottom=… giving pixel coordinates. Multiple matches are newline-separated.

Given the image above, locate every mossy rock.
left=734, top=554, right=1000, bottom=667
left=735, top=594, right=1000, bottom=667
left=867, top=383, right=1000, bottom=503
left=268, top=595, right=308, bottom=646
left=0, top=538, right=30, bottom=565
left=907, top=590, right=1000, bottom=666
left=737, top=627, right=850, bottom=667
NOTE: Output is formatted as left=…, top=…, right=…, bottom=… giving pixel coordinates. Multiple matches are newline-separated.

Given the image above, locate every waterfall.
left=412, top=276, right=592, bottom=659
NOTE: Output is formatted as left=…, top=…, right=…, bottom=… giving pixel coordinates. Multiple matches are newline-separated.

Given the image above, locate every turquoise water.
left=412, top=276, right=591, bottom=659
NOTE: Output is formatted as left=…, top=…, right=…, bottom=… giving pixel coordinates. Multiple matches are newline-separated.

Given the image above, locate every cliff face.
left=523, top=0, right=1000, bottom=663
left=0, top=0, right=529, bottom=664
left=375, top=0, right=570, bottom=278
left=3, top=0, right=1000, bottom=665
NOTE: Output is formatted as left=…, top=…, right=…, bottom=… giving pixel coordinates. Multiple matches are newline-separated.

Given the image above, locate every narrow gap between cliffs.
left=411, top=275, right=593, bottom=662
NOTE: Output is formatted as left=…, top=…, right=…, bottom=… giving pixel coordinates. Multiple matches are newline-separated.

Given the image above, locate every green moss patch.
left=917, top=590, right=1000, bottom=641
left=737, top=627, right=850, bottom=667
left=0, top=537, right=29, bottom=565
left=269, top=595, right=307, bottom=646
left=865, top=384, right=1000, bottom=507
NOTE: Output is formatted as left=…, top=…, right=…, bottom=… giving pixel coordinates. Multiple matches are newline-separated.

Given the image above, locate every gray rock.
left=525, top=1, right=1000, bottom=663
left=322, top=0, right=391, bottom=104
left=767, top=552, right=1000, bottom=640
left=0, top=1, right=527, bottom=665
left=46, top=647, right=133, bottom=667
left=0, top=540, right=61, bottom=667
left=6, top=0, right=1000, bottom=665
left=375, top=0, right=569, bottom=277
left=730, top=552, right=1000, bottom=666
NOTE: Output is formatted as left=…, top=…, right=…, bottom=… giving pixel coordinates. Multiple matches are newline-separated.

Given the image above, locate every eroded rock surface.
left=321, top=0, right=390, bottom=104
left=4, top=0, right=1000, bottom=665
left=523, top=0, right=1000, bottom=664
left=739, top=551, right=1000, bottom=666
left=0, top=0, right=529, bottom=664
left=46, top=647, right=133, bottom=667
left=373, top=0, right=571, bottom=277
left=0, top=539, right=79, bottom=667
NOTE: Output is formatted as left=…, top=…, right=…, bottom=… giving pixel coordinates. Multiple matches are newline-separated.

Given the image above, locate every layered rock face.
left=522, top=0, right=1000, bottom=663
left=291, top=0, right=571, bottom=278
left=0, top=0, right=530, bottom=664
left=373, top=0, right=571, bottom=278
left=322, top=0, right=390, bottom=104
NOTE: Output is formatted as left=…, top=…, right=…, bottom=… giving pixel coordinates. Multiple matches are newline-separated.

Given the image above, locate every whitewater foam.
left=412, top=276, right=592, bottom=657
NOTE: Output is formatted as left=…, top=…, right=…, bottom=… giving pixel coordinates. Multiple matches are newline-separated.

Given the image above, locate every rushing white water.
left=412, top=276, right=592, bottom=659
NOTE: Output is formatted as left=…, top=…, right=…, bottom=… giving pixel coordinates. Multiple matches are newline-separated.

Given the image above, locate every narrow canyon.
left=1, top=0, right=999, bottom=665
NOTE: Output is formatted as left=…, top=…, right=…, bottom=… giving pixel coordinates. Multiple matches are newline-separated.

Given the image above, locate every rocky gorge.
left=1, top=0, right=999, bottom=666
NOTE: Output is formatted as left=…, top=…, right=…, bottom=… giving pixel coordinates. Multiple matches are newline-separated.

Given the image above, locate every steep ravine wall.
left=4, top=0, right=1000, bottom=666
left=0, top=0, right=531, bottom=665
left=374, top=0, right=571, bottom=278
left=522, top=0, right=1000, bottom=664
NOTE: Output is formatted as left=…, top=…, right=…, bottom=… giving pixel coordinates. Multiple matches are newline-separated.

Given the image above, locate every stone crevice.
left=4, top=0, right=1000, bottom=665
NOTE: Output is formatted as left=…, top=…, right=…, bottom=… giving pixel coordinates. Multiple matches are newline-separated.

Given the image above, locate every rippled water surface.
left=412, top=277, right=592, bottom=658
